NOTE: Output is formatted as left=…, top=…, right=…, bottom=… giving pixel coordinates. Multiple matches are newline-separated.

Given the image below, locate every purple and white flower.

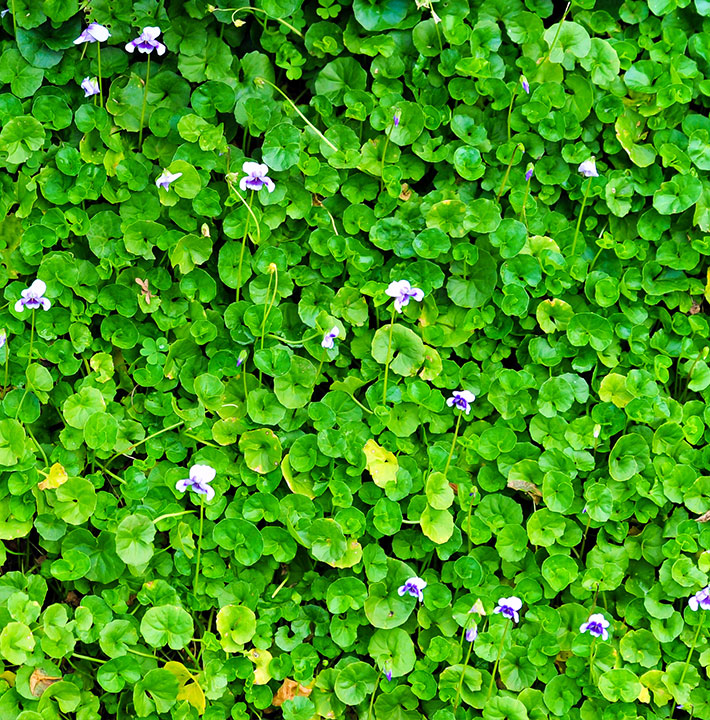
left=593, top=424, right=601, bottom=439
left=385, top=280, right=424, bottom=313
left=384, top=659, right=393, bottom=681
left=125, top=26, right=166, bottom=55
left=0, top=329, right=6, bottom=349
left=494, top=596, right=523, bottom=623
left=525, top=163, right=534, bottom=182
left=81, top=77, right=100, bottom=97
left=15, top=280, right=51, bottom=313
left=321, top=327, right=339, bottom=349
left=156, top=169, right=182, bottom=191
left=176, top=464, right=216, bottom=502
left=688, top=586, right=710, bottom=611
left=447, top=390, right=475, bottom=415
left=578, top=158, right=598, bottom=178
left=393, top=110, right=401, bottom=128
left=74, top=22, right=111, bottom=44
left=520, top=75, right=530, bottom=94
left=465, top=625, right=478, bottom=642
left=580, top=613, right=610, bottom=640
left=398, top=576, right=426, bottom=602
left=239, top=162, right=275, bottom=193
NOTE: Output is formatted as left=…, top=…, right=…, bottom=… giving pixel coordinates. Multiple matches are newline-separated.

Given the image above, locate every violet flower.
left=446, top=390, right=475, bottom=415
left=520, top=75, right=530, bottom=94
left=81, top=77, right=100, bottom=97
left=176, top=464, right=216, bottom=502
left=494, top=596, right=523, bottom=623
left=385, top=280, right=424, bottom=313
left=393, top=110, right=401, bottom=128
left=398, top=576, right=426, bottom=602
left=578, top=158, right=598, bottom=178
left=15, top=280, right=51, bottom=313
left=74, top=22, right=111, bottom=44
left=156, top=169, right=182, bottom=191
left=125, top=26, right=166, bottom=55
left=321, top=327, right=339, bottom=349
left=580, top=613, right=610, bottom=640
left=688, top=586, right=710, bottom=611
left=0, top=329, right=6, bottom=349
left=525, top=163, right=534, bottom=182
left=384, top=659, right=392, bottom=681
left=240, top=162, right=275, bottom=193
left=465, top=625, right=478, bottom=642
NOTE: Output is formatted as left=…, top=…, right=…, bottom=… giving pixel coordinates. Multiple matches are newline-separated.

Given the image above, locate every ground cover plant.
left=3, top=0, right=710, bottom=718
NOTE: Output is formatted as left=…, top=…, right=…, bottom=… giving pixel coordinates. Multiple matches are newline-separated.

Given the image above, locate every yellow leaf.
left=363, top=439, right=398, bottom=488
left=0, top=670, right=15, bottom=687
left=705, top=268, right=710, bottom=305
left=246, top=648, right=273, bottom=685
left=38, top=463, right=68, bottom=491
left=164, top=662, right=205, bottom=716
left=638, top=687, right=650, bottom=704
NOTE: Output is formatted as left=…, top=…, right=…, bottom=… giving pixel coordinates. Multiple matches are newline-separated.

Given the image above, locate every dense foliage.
left=2, top=0, right=710, bottom=718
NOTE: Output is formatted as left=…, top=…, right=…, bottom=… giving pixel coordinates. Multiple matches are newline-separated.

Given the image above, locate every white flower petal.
left=190, top=463, right=216, bottom=484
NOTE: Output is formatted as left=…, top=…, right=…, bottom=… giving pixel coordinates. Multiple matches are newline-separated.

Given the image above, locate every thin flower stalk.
left=259, top=265, right=280, bottom=383
left=486, top=620, right=510, bottom=701
left=496, top=144, right=524, bottom=200
left=571, top=175, right=594, bottom=256
left=138, top=55, right=151, bottom=149
left=538, top=2, right=571, bottom=66
left=671, top=609, right=705, bottom=717
left=380, top=111, right=400, bottom=193
left=382, top=304, right=396, bottom=405
left=210, top=5, right=303, bottom=37
left=453, top=637, right=474, bottom=711
left=254, top=76, right=337, bottom=151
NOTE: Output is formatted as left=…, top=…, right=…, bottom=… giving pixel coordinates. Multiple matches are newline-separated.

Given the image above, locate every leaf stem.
left=212, top=6, right=303, bottom=37
left=453, top=637, right=474, bottom=711
left=671, top=609, right=705, bottom=718
left=485, top=620, right=510, bottom=702
left=97, top=42, right=103, bottom=108
left=571, top=175, right=593, bottom=257
left=153, top=509, right=195, bottom=524
left=381, top=306, right=396, bottom=405
left=506, top=83, right=518, bottom=141
left=193, top=496, right=205, bottom=596
left=254, top=76, right=338, bottom=151
left=105, top=420, right=184, bottom=467
left=538, top=2, right=571, bottom=66
left=443, top=412, right=462, bottom=478
left=495, top=144, right=522, bottom=200
left=138, top=54, right=151, bottom=150
left=15, top=309, right=35, bottom=421
left=235, top=189, right=255, bottom=303
left=367, top=671, right=382, bottom=720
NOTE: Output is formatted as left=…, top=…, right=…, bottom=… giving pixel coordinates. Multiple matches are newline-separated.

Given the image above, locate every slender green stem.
left=580, top=513, right=592, bottom=556
left=153, top=509, right=195, bottom=524
left=97, top=42, right=103, bottom=108
left=380, top=119, right=396, bottom=193
left=314, top=350, right=326, bottom=387
left=255, top=76, right=338, bottom=151
left=671, top=610, right=705, bottom=717
left=106, top=420, right=184, bottom=467
left=10, top=0, right=15, bottom=35
left=466, top=495, right=474, bottom=554
left=571, top=176, right=593, bottom=257
left=589, top=638, right=597, bottom=685
left=258, top=267, right=279, bottom=385
left=2, top=340, right=9, bottom=397
left=443, top=413, right=463, bottom=478
left=25, top=422, right=48, bottom=468
left=235, top=190, right=254, bottom=303
left=496, top=145, right=521, bottom=200
left=381, top=306, right=397, bottom=405
left=212, top=6, right=303, bottom=36
left=15, top=309, right=35, bottom=420
left=194, top=496, right=205, bottom=595
left=453, top=637, right=474, bottom=711
left=72, top=653, right=106, bottom=664
left=367, top=671, right=382, bottom=720
left=267, top=332, right=320, bottom=346
left=539, top=2, right=571, bottom=66
left=138, top=55, right=151, bottom=149
left=506, top=84, right=518, bottom=141
left=520, top=174, right=532, bottom=224
left=485, top=620, right=510, bottom=702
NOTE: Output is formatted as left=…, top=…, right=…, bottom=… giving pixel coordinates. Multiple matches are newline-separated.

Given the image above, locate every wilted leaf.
left=29, top=668, right=62, bottom=697
left=247, top=648, right=273, bottom=685
left=38, top=463, right=68, bottom=490
left=363, top=439, right=398, bottom=488
left=272, top=678, right=313, bottom=707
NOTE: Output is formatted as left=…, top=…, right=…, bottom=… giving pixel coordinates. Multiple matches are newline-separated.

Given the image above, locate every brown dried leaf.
left=399, top=183, right=411, bottom=201
left=29, top=668, right=61, bottom=697
left=696, top=510, right=710, bottom=523
left=272, top=678, right=312, bottom=707
left=506, top=478, right=542, bottom=500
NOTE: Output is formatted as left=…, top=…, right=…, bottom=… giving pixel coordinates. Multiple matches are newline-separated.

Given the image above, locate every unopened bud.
left=201, top=223, right=210, bottom=238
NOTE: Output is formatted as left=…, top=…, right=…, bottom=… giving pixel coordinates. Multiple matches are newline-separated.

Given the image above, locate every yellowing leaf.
left=272, top=678, right=313, bottom=707
left=0, top=670, right=16, bottom=687
left=638, top=687, right=651, bottom=704
left=705, top=268, right=710, bottom=305
left=246, top=648, right=273, bottom=685
left=29, top=668, right=61, bottom=697
left=38, top=463, right=68, bottom=491
left=328, top=539, right=362, bottom=568
left=363, top=439, right=398, bottom=488
left=164, top=661, right=205, bottom=715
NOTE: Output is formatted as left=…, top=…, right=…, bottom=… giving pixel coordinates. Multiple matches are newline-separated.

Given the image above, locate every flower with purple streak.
left=0, top=329, right=6, bottom=349
left=525, top=163, right=534, bottom=182
left=385, top=280, right=424, bottom=313
left=465, top=625, right=478, bottom=642
left=393, top=110, right=401, bottom=128
left=689, top=586, right=710, bottom=611
left=447, top=390, right=475, bottom=415
left=81, top=77, right=100, bottom=97
left=74, top=22, right=110, bottom=44
left=321, top=327, right=339, bottom=349
left=125, top=26, right=166, bottom=55
left=240, top=162, right=275, bottom=193
left=521, top=75, right=530, bottom=94
left=494, top=596, right=522, bottom=623
left=176, top=464, right=216, bottom=502
left=15, top=280, right=51, bottom=313
left=580, top=613, right=610, bottom=640
left=398, top=576, right=426, bottom=602
left=155, top=169, right=182, bottom=191
left=578, top=158, right=599, bottom=178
